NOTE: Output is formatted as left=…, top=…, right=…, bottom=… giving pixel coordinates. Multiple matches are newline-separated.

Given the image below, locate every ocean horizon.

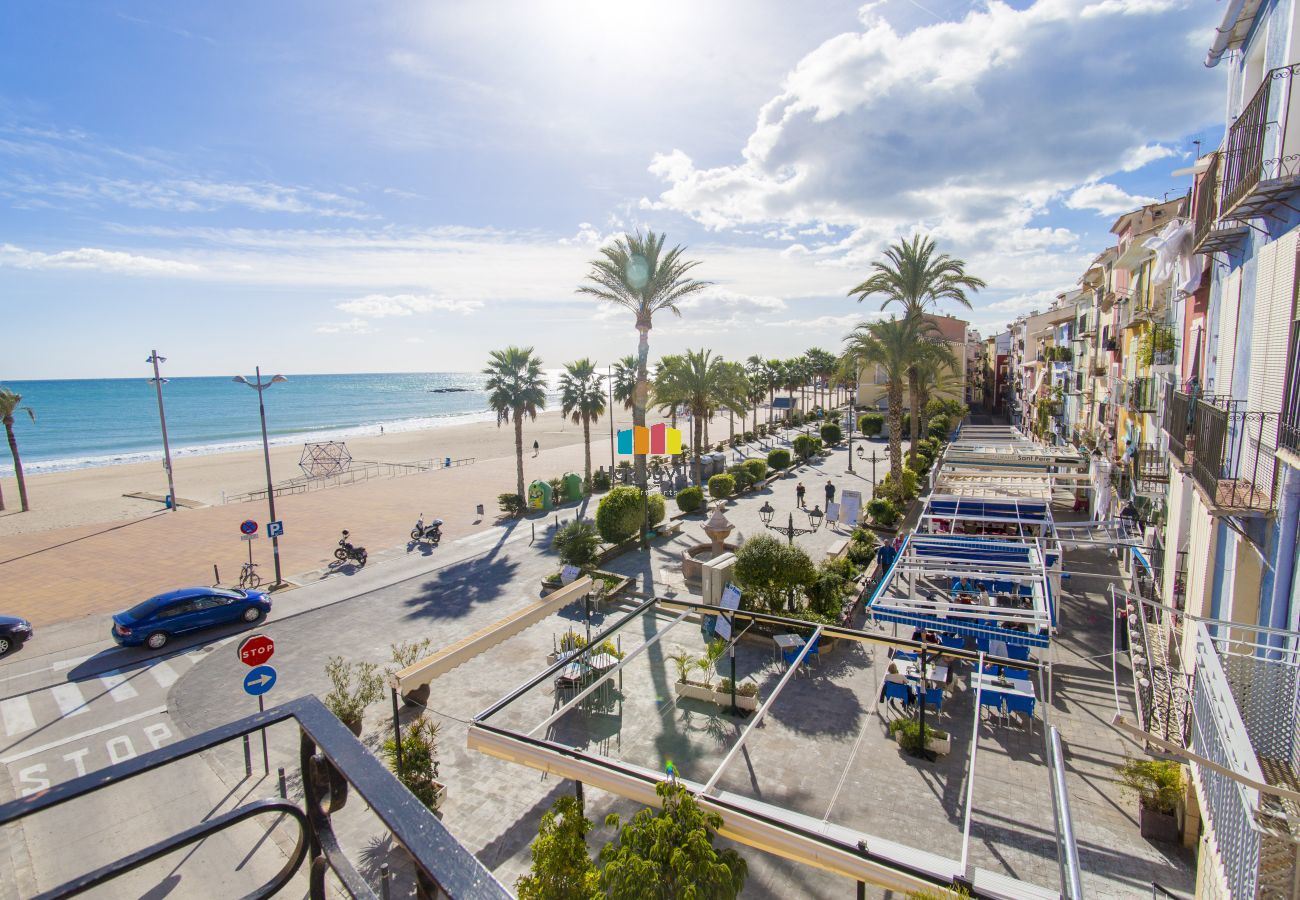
left=0, top=371, right=567, bottom=476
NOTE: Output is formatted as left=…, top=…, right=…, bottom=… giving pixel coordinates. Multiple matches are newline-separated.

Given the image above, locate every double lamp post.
left=233, top=368, right=287, bottom=587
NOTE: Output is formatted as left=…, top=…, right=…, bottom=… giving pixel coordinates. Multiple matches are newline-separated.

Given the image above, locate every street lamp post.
left=146, top=350, right=177, bottom=510
left=856, top=445, right=885, bottom=486
left=758, top=501, right=824, bottom=611
left=233, top=368, right=287, bottom=587
left=846, top=405, right=855, bottom=475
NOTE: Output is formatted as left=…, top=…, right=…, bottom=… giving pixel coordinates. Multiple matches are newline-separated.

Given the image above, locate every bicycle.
left=238, top=561, right=263, bottom=590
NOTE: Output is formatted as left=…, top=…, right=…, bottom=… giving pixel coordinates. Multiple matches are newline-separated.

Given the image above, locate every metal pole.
left=847, top=404, right=855, bottom=474
left=255, top=367, right=283, bottom=587
left=147, top=351, right=177, bottom=508
left=609, top=365, right=616, bottom=479
left=390, top=688, right=404, bottom=778
left=242, top=734, right=252, bottom=776
left=729, top=641, right=738, bottom=715
left=278, top=766, right=287, bottom=798
left=258, top=694, right=269, bottom=774
left=786, top=512, right=795, bottom=545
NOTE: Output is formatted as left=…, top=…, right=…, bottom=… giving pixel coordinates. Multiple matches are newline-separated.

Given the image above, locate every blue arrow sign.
left=243, top=664, right=277, bottom=696
left=267, top=520, right=284, bottom=538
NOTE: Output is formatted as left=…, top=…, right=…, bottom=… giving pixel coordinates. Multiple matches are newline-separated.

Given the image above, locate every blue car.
left=111, top=587, right=271, bottom=650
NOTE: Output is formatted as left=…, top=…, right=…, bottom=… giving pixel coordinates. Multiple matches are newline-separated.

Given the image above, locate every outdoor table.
left=972, top=672, right=1035, bottom=699
left=772, top=633, right=805, bottom=661
left=588, top=653, right=619, bottom=671
left=904, top=662, right=949, bottom=686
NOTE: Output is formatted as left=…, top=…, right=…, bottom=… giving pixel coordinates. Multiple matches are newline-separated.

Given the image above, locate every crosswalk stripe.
left=1, top=696, right=35, bottom=736
left=51, top=683, right=89, bottom=717
left=149, top=661, right=179, bottom=688
left=99, top=671, right=139, bottom=702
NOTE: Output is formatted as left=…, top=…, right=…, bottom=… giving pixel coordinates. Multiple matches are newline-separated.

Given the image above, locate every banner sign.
left=617, top=423, right=683, bottom=455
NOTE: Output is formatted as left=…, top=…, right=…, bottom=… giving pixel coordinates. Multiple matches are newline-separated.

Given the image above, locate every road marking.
left=1, top=696, right=35, bottom=736
left=50, top=683, right=89, bottom=718
left=98, top=671, right=139, bottom=702
left=0, top=706, right=168, bottom=764
left=148, top=661, right=179, bottom=688
left=50, top=654, right=95, bottom=672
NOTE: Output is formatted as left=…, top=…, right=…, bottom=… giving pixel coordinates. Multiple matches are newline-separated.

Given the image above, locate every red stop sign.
left=238, top=634, right=275, bottom=666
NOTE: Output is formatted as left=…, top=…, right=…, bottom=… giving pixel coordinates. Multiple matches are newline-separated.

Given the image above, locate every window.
left=156, top=600, right=199, bottom=619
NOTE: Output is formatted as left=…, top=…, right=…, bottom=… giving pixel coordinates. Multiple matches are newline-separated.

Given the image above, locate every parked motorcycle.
left=411, top=514, right=443, bottom=545
left=334, top=530, right=368, bottom=567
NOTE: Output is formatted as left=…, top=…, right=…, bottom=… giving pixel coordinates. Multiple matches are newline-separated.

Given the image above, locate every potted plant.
left=323, top=656, right=384, bottom=736
left=889, top=718, right=952, bottom=756
left=715, top=677, right=761, bottom=712
left=668, top=647, right=716, bottom=703
left=1118, top=757, right=1183, bottom=842
left=381, top=713, right=446, bottom=811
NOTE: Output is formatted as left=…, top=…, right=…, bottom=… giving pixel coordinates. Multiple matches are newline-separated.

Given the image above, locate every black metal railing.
left=1190, top=398, right=1280, bottom=513
left=1134, top=444, right=1169, bottom=495
left=1193, top=152, right=1223, bottom=250
left=1279, top=320, right=1300, bottom=455
left=1163, top=385, right=1194, bottom=462
left=1222, top=64, right=1300, bottom=215
left=1127, top=377, right=1160, bottom=413
left=0, top=695, right=511, bottom=900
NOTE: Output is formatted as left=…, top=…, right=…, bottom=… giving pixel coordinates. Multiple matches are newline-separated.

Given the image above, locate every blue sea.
left=0, top=372, right=563, bottom=476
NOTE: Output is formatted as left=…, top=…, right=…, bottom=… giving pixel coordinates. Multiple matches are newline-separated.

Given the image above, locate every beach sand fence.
left=223, top=452, right=475, bottom=504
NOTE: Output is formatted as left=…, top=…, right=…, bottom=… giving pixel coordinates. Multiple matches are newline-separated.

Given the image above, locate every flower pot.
left=1138, top=801, right=1180, bottom=842
left=674, top=681, right=716, bottom=703
left=711, top=688, right=760, bottom=711
left=344, top=716, right=363, bottom=737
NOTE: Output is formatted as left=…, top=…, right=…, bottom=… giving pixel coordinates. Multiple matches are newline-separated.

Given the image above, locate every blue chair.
left=782, top=645, right=803, bottom=671
left=922, top=686, right=945, bottom=715
left=979, top=691, right=1006, bottom=724
left=1003, top=693, right=1037, bottom=733
left=975, top=636, right=991, bottom=654
left=1007, top=645, right=1031, bottom=662
left=893, top=649, right=919, bottom=661
left=881, top=680, right=913, bottom=706
left=1003, top=667, right=1031, bottom=682
left=940, top=634, right=966, bottom=650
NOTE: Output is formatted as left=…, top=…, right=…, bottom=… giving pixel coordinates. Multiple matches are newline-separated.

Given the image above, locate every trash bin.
left=527, top=479, right=553, bottom=512
left=560, top=472, right=583, bottom=502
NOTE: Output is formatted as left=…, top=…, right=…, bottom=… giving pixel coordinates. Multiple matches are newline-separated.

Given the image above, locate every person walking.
left=824, top=479, right=835, bottom=506
left=796, top=482, right=806, bottom=508
left=533, top=439, right=540, bottom=458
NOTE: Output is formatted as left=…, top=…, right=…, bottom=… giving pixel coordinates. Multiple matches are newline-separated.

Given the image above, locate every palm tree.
left=848, top=234, right=985, bottom=462
left=654, top=350, right=749, bottom=487
left=805, top=348, right=837, bottom=411
left=610, top=355, right=638, bottom=413
left=578, top=231, right=710, bottom=485
left=559, top=358, right=606, bottom=490
left=839, top=317, right=937, bottom=483
left=0, top=388, right=35, bottom=512
left=914, top=345, right=961, bottom=438
left=483, top=347, right=547, bottom=505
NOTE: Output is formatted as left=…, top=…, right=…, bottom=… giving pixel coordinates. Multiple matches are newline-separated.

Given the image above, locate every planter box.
left=1138, top=802, right=1180, bottom=842
left=673, top=681, right=760, bottom=711
left=674, top=681, right=716, bottom=703
left=894, top=729, right=952, bottom=756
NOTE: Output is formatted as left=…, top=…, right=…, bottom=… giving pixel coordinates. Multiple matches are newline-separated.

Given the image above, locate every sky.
left=1, top=0, right=1227, bottom=379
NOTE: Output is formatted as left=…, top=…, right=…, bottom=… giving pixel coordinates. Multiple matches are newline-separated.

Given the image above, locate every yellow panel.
left=666, top=427, right=682, bottom=454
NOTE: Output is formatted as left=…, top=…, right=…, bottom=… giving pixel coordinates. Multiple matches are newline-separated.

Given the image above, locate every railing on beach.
left=224, top=457, right=476, bottom=504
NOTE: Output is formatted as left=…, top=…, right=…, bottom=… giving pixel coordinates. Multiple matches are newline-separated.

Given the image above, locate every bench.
left=825, top=538, right=850, bottom=561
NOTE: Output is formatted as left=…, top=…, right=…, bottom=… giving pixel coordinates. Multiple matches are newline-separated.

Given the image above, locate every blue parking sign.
left=267, top=520, right=284, bottom=538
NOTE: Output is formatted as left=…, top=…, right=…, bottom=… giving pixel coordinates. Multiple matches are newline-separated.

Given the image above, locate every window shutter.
left=1240, top=231, right=1297, bottom=484
left=1214, top=269, right=1242, bottom=395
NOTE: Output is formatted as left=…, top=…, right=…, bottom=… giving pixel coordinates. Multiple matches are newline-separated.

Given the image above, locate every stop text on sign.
left=237, top=634, right=275, bottom=666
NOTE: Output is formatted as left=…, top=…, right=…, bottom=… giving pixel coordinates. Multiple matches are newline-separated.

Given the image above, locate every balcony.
left=1162, top=385, right=1194, bottom=463
left=1192, top=151, right=1250, bottom=255
left=1134, top=443, right=1169, bottom=496
left=0, top=695, right=510, bottom=899
left=1127, top=377, right=1160, bottom=414
left=1221, top=64, right=1300, bottom=221
left=1189, top=398, right=1280, bottom=514
left=1279, top=320, right=1300, bottom=456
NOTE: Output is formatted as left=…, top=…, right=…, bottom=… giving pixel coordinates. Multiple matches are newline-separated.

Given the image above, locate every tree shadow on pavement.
left=403, top=555, right=522, bottom=621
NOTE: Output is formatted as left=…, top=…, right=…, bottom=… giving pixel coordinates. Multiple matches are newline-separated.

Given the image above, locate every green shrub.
left=498, top=492, right=524, bottom=518
left=858, top=413, right=884, bottom=437
left=381, top=714, right=442, bottom=810
left=554, top=520, right=601, bottom=569
left=767, top=448, right=792, bottom=470
left=590, top=470, right=612, bottom=492
left=734, top=534, right=816, bottom=614
left=889, top=718, right=948, bottom=754
left=927, top=414, right=952, bottom=439
left=819, top=422, right=843, bottom=445
left=877, top=467, right=920, bottom=505
left=595, top=486, right=662, bottom=543
left=792, top=433, right=818, bottom=461
left=924, top=398, right=948, bottom=420
left=717, top=678, right=759, bottom=697
left=846, top=538, right=876, bottom=567
left=708, top=473, right=736, bottom=500
left=743, top=430, right=755, bottom=441
left=918, top=436, right=943, bottom=457
left=742, top=458, right=768, bottom=482
left=1118, top=757, right=1183, bottom=814
left=727, top=465, right=755, bottom=491
left=675, top=486, right=705, bottom=514
left=867, top=497, right=901, bottom=529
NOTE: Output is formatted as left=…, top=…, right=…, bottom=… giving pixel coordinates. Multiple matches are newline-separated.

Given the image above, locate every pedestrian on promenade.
left=796, top=482, right=806, bottom=507
left=533, top=439, right=539, bottom=458
left=824, top=480, right=835, bottom=505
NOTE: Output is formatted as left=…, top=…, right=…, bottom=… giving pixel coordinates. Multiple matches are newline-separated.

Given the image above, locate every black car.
left=0, top=615, right=33, bottom=656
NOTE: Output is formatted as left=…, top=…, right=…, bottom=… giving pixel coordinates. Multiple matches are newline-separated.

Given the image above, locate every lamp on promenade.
left=233, top=368, right=287, bottom=587
left=146, top=350, right=177, bottom=510
left=856, top=444, right=885, bottom=486
left=758, top=501, right=823, bottom=546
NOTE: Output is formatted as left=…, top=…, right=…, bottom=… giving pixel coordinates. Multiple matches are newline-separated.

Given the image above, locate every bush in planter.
left=888, top=718, right=948, bottom=754
left=717, top=678, right=759, bottom=697
left=675, top=485, right=705, bottom=514
left=1118, top=757, right=1183, bottom=815
left=498, top=492, right=525, bottom=518
left=792, top=433, right=818, bottom=461
left=668, top=648, right=698, bottom=685
left=767, top=447, right=792, bottom=471
left=846, top=537, right=876, bottom=567
left=906, top=885, right=972, bottom=900
left=726, top=465, right=755, bottom=492
left=516, top=795, right=601, bottom=900
left=323, top=656, right=384, bottom=734
left=734, top=534, right=816, bottom=614
left=819, top=422, right=843, bottom=445
left=927, top=414, right=952, bottom=440
left=858, top=413, right=884, bottom=438
left=742, top=458, right=768, bottom=482
left=708, top=473, right=736, bottom=501
left=590, top=469, right=612, bottom=492
left=877, top=467, right=920, bottom=505
left=867, top=497, right=901, bottom=529
left=595, top=486, right=664, bottom=543
left=806, top=562, right=853, bottom=617
left=554, top=520, right=601, bottom=569
left=743, top=430, right=755, bottom=441
left=559, top=630, right=589, bottom=653
left=380, top=714, right=443, bottom=810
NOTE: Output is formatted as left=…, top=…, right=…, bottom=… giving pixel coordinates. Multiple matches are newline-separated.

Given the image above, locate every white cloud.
left=314, top=318, right=375, bottom=334
left=335, top=293, right=482, bottom=317
left=1119, top=143, right=1178, bottom=172
left=1064, top=181, right=1158, bottom=215
left=0, top=242, right=201, bottom=275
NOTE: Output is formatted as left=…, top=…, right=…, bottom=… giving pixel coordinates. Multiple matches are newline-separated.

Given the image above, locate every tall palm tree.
left=839, top=317, right=937, bottom=483
left=578, top=231, right=710, bottom=485
left=654, top=350, right=749, bottom=486
left=805, top=347, right=837, bottom=411
left=848, top=234, right=985, bottom=461
left=0, top=388, right=35, bottom=512
left=610, top=355, right=638, bottom=414
left=914, top=345, right=961, bottom=438
left=559, top=358, right=606, bottom=489
left=483, top=347, right=547, bottom=505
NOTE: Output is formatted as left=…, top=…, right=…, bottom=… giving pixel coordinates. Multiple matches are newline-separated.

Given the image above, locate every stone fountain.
left=681, top=502, right=740, bottom=582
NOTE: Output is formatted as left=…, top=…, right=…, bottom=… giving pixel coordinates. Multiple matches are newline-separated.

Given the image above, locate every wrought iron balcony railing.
left=1279, top=320, right=1300, bottom=456
left=1162, top=384, right=1194, bottom=463
left=1127, top=377, right=1160, bottom=414
left=1134, top=444, right=1169, bottom=496
left=0, top=695, right=510, bottom=899
left=1192, top=152, right=1251, bottom=255
left=1189, top=397, right=1280, bottom=513
left=1222, top=64, right=1300, bottom=221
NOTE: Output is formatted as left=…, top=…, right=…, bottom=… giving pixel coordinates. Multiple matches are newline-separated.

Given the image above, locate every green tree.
left=595, top=485, right=664, bottom=543
left=847, top=235, right=985, bottom=465
left=804, top=347, right=837, bottom=411
left=554, top=520, right=602, bottom=569
left=653, top=350, right=748, bottom=487
left=0, top=388, right=35, bottom=512
left=611, top=355, right=638, bottom=412
left=380, top=714, right=442, bottom=810
left=912, top=344, right=960, bottom=440
left=578, top=231, right=710, bottom=487
left=559, top=358, right=607, bottom=489
left=744, top=355, right=771, bottom=436
left=516, top=795, right=601, bottom=900
left=792, top=433, right=818, bottom=462
left=599, top=781, right=747, bottom=900
left=733, top=534, right=816, bottom=614
left=484, top=347, right=547, bottom=506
